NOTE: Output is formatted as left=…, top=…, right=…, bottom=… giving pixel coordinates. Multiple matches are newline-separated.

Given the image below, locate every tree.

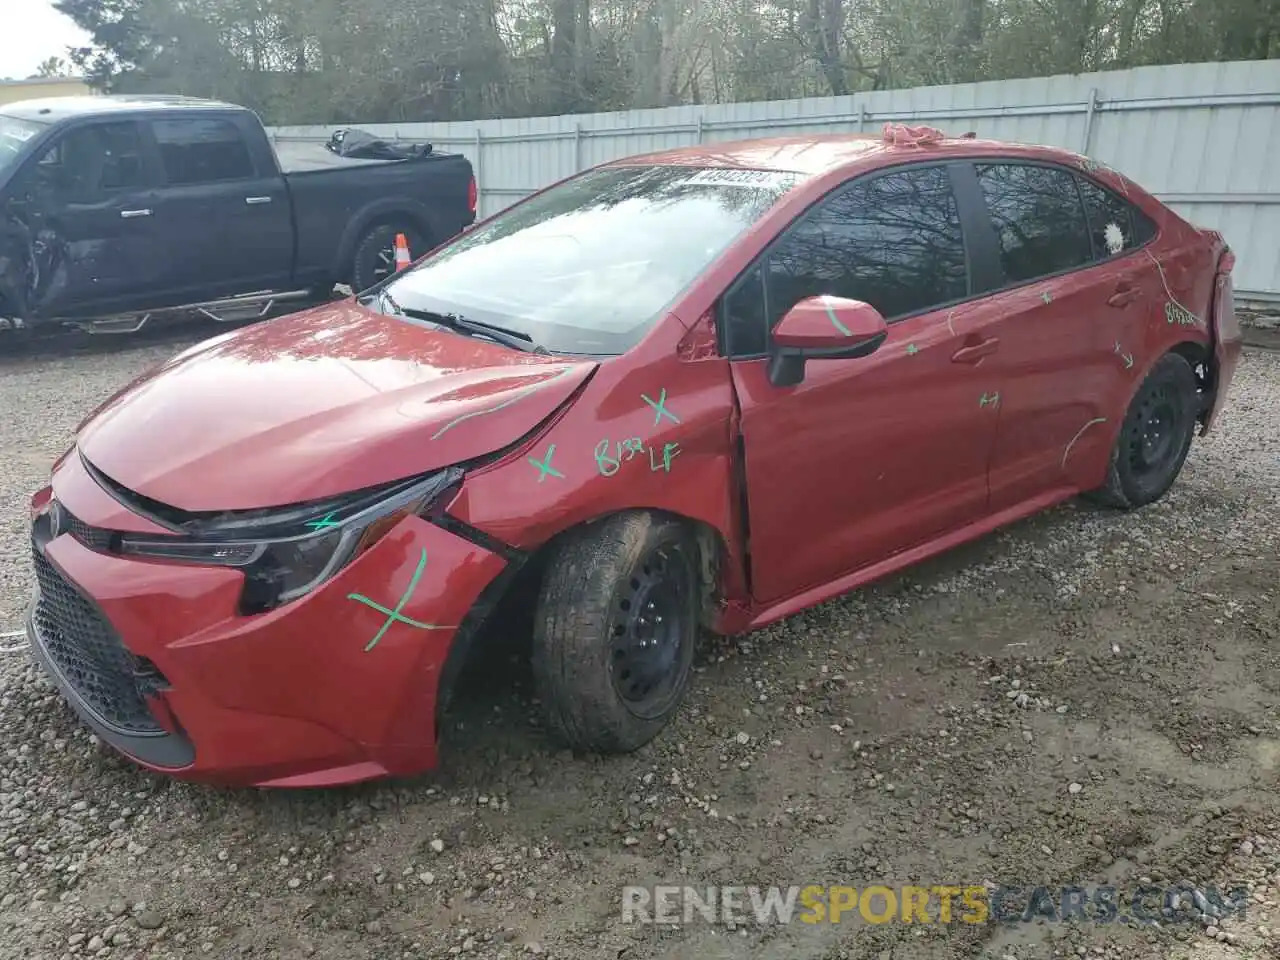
left=32, top=56, right=70, bottom=78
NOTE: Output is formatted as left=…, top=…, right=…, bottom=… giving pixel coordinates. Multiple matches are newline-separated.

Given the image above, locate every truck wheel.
left=532, top=512, right=700, bottom=754
left=1084, top=352, right=1199, bottom=510
left=350, top=223, right=427, bottom=293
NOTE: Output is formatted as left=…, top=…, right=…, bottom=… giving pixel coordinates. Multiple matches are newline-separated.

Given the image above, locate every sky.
left=0, top=0, right=91, bottom=81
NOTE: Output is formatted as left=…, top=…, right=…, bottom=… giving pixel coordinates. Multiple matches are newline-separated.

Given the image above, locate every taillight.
left=467, top=176, right=477, bottom=214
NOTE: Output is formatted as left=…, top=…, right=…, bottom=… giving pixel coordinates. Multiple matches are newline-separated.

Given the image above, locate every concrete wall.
left=0, top=78, right=93, bottom=106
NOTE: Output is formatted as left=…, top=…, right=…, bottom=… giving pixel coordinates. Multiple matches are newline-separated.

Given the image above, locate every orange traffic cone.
left=393, top=233, right=412, bottom=271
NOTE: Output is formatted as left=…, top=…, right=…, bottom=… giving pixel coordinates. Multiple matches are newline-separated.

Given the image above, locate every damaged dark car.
left=0, top=96, right=476, bottom=335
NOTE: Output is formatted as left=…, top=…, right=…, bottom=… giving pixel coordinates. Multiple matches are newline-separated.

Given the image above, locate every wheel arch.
left=333, top=201, right=437, bottom=283
left=430, top=506, right=733, bottom=734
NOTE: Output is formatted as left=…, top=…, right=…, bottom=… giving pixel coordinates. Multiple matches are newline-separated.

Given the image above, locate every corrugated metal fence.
left=270, top=59, right=1280, bottom=304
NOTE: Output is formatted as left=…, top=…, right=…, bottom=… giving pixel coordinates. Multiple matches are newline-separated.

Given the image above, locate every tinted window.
left=976, top=163, right=1091, bottom=284
left=1077, top=175, right=1156, bottom=258
left=152, top=119, right=254, bottom=184
left=730, top=165, right=966, bottom=355
left=722, top=264, right=767, bottom=357
left=22, top=122, right=146, bottom=200
left=382, top=165, right=801, bottom=355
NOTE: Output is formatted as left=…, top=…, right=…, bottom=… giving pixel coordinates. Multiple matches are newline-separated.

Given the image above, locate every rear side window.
left=152, top=118, right=254, bottom=185
left=976, top=163, right=1092, bottom=285
left=1076, top=175, right=1157, bottom=258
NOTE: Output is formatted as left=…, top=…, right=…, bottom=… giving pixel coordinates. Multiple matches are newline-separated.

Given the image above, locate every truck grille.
left=30, top=548, right=162, bottom=734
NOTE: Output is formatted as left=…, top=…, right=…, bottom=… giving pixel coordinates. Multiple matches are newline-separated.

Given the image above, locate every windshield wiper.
left=373, top=289, right=545, bottom=354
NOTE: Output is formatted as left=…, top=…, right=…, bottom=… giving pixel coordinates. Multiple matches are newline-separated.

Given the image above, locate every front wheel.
left=1085, top=352, right=1199, bottom=509
left=349, top=222, right=427, bottom=294
left=532, top=512, right=700, bottom=754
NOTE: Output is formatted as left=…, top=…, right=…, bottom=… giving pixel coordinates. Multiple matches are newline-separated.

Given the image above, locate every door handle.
left=119, top=208, right=152, bottom=219
left=1107, top=281, right=1141, bottom=308
left=245, top=196, right=272, bottom=205
left=951, top=337, right=999, bottom=364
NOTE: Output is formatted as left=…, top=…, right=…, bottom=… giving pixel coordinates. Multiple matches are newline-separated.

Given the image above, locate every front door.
left=8, top=119, right=165, bottom=318
left=146, top=116, right=293, bottom=303
left=723, top=164, right=1002, bottom=605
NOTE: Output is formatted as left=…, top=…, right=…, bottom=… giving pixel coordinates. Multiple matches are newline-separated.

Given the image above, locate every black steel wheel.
left=533, top=512, right=700, bottom=754
left=1086, top=351, right=1200, bottom=509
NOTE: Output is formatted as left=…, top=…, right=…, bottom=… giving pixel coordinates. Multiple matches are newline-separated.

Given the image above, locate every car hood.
left=76, top=301, right=597, bottom=511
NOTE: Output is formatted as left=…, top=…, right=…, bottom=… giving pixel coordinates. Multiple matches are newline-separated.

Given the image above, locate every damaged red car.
left=27, top=126, right=1242, bottom=788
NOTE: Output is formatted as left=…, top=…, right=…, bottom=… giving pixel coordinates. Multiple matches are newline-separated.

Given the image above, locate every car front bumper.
left=26, top=468, right=506, bottom=788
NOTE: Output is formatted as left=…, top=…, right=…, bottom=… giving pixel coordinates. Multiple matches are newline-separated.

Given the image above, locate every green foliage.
left=51, top=0, right=1280, bottom=122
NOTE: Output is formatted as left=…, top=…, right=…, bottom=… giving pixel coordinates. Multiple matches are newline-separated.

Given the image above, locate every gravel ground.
left=1, top=327, right=1278, bottom=960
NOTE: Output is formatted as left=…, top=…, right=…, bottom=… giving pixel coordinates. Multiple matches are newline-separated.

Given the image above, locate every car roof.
left=607, top=131, right=1086, bottom=179
left=1, top=95, right=245, bottom=123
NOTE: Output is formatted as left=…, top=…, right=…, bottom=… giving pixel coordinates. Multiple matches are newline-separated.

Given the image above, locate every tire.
left=349, top=222, right=427, bottom=294
left=532, top=512, right=700, bottom=754
left=1084, top=352, right=1199, bottom=510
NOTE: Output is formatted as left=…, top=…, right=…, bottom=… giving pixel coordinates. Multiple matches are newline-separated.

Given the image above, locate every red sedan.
left=26, top=125, right=1241, bottom=787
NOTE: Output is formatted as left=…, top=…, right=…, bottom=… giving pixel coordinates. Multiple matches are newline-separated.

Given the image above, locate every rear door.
left=955, top=160, right=1144, bottom=509
left=8, top=118, right=165, bottom=318
left=147, top=115, right=293, bottom=301
left=724, top=163, right=1002, bottom=605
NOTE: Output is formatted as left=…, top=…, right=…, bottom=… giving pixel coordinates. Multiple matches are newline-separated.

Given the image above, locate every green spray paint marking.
left=1113, top=341, right=1135, bottom=370
left=648, top=442, right=681, bottom=473
left=305, top=511, right=341, bottom=532
left=1041, top=291, right=1053, bottom=305
left=979, top=392, right=1000, bottom=408
left=347, top=549, right=451, bottom=652
left=822, top=298, right=852, bottom=336
left=1143, top=249, right=1200, bottom=327
left=431, top=367, right=574, bottom=441
left=642, top=388, right=680, bottom=426
left=905, top=343, right=919, bottom=355
left=528, top=443, right=565, bottom=482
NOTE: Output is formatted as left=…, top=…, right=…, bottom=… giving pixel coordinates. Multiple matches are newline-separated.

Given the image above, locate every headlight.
left=117, top=469, right=461, bottom=613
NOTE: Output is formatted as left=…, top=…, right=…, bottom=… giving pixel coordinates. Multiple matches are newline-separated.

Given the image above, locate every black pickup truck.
left=0, top=95, right=476, bottom=333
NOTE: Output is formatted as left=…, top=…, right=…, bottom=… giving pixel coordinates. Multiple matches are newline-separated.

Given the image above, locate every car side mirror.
left=767, top=296, right=889, bottom=387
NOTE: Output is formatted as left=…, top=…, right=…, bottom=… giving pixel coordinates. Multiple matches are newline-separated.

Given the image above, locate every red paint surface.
left=31, top=133, right=1236, bottom=787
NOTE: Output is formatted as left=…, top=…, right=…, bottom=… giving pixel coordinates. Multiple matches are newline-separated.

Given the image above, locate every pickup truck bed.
left=0, top=95, right=476, bottom=331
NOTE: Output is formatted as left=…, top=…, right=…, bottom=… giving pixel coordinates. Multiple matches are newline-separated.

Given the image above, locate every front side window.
left=18, top=121, right=146, bottom=202
left=725, top=165, right=968, bottom=357
left=976, top=163, right=1092, bottom=284
left=381, top=164, right=802, bottom=355
left=152, top=118, right=255, bottom=185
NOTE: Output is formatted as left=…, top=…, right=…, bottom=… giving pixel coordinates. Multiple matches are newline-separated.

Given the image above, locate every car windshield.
left=381, top=164, right=803, bottom=354
left=0, top=116, right=45, bottom=178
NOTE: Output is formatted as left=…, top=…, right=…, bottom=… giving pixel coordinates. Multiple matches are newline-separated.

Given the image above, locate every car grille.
left=30, top=547, right=162, bottom=734
left=65, top=510, right=113, bottom=552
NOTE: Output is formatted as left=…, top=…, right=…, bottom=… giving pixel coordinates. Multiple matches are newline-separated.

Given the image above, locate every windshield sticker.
left=431, top=366, right=575, bottom=441
left=347, top=549, right=454, bottom=652
left=1113, top=341, right=1135, bottom=370
left=528, top=443, right=566, bottom=482
left=642, top=388, right=680, bottom=426
left=675, top=168, right=797, bottom=188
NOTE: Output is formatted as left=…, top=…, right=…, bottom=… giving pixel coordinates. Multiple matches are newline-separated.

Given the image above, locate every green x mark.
left=905, top=343, right=919, bottom=355
left=347, top=548, right=451, bottom=652
left=642, top=388, right=680, bottom=426
left=305, top=511, right=341, bottom=532
left=528, top=443, right=565, bottom=482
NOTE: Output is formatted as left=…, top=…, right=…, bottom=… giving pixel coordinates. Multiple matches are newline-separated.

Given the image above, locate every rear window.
left=382, top=164, right=803, bottom=355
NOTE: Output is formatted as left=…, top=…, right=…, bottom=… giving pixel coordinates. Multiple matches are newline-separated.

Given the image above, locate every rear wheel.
left=532, top=512, right=700, bottom=754
left=1085, top=352, right=1199, bottom=509
left=349, top=222, right=427, bottom=294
